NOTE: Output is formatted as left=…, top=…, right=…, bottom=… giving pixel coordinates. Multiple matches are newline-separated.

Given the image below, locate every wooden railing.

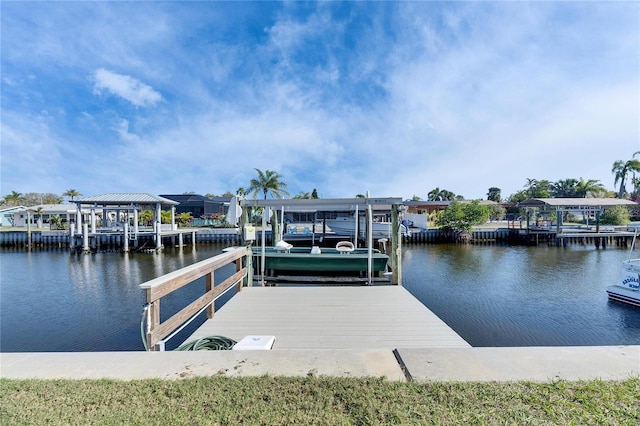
left=139, top=246, right=251, bottom=351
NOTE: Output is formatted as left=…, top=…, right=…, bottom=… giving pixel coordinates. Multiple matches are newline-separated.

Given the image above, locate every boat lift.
left=239, top=197, right=405, bottom=286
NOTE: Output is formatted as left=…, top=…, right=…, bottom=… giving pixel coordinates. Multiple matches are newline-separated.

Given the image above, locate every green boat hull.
left=252, top=247, right=389, bottom=274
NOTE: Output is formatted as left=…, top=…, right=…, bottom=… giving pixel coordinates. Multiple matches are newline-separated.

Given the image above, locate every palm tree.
left=236, top=187, right=247, bottom=197
left=3, top=190, right=22, bottom=206
left=486, top=187, right=501, bottom=203
left=524, top=178, right=551, bottom=198
left=294, top=191, right=312, bottom=199
left=63, top=189, right=81, bottom=202
left=427, top=188, right=443, bottom=201
left=34, top=206, right=44, bottom=228
left=427, top=188, right=457, bottom=201
left=551, top=179, right=578, bottom=198
left=612, top=153, right=640, bottom=198
left=248, top=169, right=289, bottom=199
left=575, top=178, right=605, bottom=198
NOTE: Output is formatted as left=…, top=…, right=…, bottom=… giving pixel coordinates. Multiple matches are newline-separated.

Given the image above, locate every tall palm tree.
left=3, top=190, right=22, bottom=206
left=248, top=169, right=289, bottom=199
left=34, top=206, right=44, bottom=228
left=63, top=189, right=81, bottom=202
left=575, top=178, right=605, bottom=198
left=551, top=179, right=578, bottom=198
left=427, top=188, right=442, bottom=201
left=428, top=188, right=456, bottom=201
left=486, top=187, right=501, bottom=203
left=524, top=178, right=551, bottom=198
left=612, top=153, right=640, bottom=198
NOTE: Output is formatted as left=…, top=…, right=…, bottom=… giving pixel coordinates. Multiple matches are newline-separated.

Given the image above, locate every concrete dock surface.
left=2, top=345, right=638, bottom=382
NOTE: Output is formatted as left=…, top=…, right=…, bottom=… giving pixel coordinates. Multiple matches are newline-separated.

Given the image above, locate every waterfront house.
left=160, top=194, right=231, bottom=219
left=0, top=206, right=26, bottom=227
left=3, top=204, right=91, bottom=228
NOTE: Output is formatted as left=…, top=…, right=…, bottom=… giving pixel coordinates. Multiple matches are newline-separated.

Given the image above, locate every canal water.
left=1, top=243, right=639, bottom=352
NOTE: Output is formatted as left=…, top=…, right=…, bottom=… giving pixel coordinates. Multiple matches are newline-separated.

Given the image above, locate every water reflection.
left=2, top=244, right=639, bottom=351
left=403, top=244, right=640, bottom=347
left=0, top=246, right=224, bottom=352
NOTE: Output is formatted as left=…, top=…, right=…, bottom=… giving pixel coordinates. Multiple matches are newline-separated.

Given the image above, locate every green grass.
left=2, top=377, right=638, bottom=425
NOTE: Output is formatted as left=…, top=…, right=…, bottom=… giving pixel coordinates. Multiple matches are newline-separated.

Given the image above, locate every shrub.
left=599, top=205, right=630, bottom=225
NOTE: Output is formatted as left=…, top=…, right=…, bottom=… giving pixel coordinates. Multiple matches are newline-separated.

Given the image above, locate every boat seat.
left=336, top=241, right=355, bottom=254
left=275, top=240, right=293, bottom=252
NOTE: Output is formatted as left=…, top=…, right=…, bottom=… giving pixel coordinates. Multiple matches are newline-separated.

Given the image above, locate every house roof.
left=517, top=198, right=637, bottom=208
left=0, top=206, right=27, bottom=214
left=160, top=194, right=213, bottom=203
left=76, top=193, right=179, bottom=206
left=29, top=204, right=81, bottom=213
left=10, top=204, right=92, bottom=213
left=404, top=200, right=498, bottom=207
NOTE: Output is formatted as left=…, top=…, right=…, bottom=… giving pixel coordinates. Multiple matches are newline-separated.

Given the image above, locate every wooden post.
left=90, top=208, right=96, bottom=234
left=206, top=272, right=214, bottom=319
left=245, top=246, right=253, bottom=287
left=134, top=208, right=139, bottom=236
left=155, top=203, right=162, bottom=251
left=236, top=258, right=244, bottom=291
left=123, top=223, right=129, bottom=253
left=391, top=204, right=403, bottom=286
left=83, top=223, right=90, bottom=253
left=69, top=223, right=75, bottom=250
left=148, top=299, right=160, bottom=351
left=26, top=210, right=32, bottom=251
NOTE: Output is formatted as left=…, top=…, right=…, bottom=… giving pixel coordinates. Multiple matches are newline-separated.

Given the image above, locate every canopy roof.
left=240, top=197, right=403, bottom=212
left=75, top=193, right=179, bottom=206
left=517, top=198, right=637, bottom=209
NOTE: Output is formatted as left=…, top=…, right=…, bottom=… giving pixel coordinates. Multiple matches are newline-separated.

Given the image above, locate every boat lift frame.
left=239, top=197, right=405, bottom=286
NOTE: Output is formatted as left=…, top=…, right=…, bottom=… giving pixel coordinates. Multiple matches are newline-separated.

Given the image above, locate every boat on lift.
left=606, top=231, right=640, bottom=307
left=325, top=214, right=410, bottom=239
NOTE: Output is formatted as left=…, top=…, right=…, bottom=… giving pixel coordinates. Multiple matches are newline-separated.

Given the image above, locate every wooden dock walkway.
left=184, top=286, right=470, bottom=350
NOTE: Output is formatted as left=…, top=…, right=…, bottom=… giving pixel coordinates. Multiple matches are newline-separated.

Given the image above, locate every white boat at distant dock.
left=607, top=232, right=640, bottom=307
left=325, top=214, right=410, bottom=238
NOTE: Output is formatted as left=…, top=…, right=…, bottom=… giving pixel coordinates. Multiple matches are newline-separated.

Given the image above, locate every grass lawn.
left=2, top=377, right=638, bottom=425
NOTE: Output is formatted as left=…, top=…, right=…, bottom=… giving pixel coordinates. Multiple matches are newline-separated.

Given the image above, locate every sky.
left=1, top=1, right=639, bottom=202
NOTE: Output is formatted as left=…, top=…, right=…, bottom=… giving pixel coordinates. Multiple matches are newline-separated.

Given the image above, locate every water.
left=1, top=243, right=639, bottom=352
left=0, top=246, right=230, bottom=352
left=403, top=244, right=640, bottom=347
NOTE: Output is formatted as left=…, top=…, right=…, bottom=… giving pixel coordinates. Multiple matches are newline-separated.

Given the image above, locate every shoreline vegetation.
left=2, top=377, right=639, bottom=424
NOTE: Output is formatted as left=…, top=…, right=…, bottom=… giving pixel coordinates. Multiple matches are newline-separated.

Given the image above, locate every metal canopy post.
left=367, top=204, right=373, bottom=285
left=391, top=204, right=402, bottom=286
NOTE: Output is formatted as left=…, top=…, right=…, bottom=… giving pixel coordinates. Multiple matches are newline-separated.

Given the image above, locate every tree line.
left=4, top=152, right=639, bottom=208
left=421, top=152, right=640, bottom=203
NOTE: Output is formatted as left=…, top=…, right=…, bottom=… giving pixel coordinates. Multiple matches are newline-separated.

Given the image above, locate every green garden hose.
left=174, top=335, right=237, bottom=351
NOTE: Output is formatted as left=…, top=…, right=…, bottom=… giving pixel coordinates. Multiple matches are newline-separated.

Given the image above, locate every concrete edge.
left=2, top=346, right=639, bottom=383
left=394, top=345, right=640, bottom=382
left=0, top=349, right=405, bottom=381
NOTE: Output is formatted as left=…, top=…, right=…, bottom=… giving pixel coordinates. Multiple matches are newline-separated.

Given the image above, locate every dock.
left=3, top=245, right=638, bottom=383
left=183, top=286, right=470, bottom=350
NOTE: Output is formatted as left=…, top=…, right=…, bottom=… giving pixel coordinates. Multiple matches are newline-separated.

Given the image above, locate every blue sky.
left=1, top=1, right=639, bottom=201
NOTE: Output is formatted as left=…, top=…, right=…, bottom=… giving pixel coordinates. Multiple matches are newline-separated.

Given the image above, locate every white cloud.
left=92, top=68, right=162, bottom=107
left=2, top=2, right=638, bottom=199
